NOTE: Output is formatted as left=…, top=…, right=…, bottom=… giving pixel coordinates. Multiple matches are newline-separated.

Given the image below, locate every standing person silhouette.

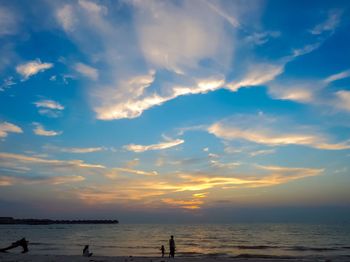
left=169, top=235, right=176, bottom=258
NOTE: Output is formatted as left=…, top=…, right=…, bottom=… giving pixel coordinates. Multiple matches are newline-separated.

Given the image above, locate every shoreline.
left=1, top=253, right=349, bottom=262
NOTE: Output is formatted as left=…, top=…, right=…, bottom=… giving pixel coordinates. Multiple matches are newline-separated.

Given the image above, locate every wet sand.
left=0, top=253, right=348, bottom=262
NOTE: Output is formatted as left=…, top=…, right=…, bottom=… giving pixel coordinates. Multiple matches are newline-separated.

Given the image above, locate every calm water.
left=1, top=223, right=350, bottom=258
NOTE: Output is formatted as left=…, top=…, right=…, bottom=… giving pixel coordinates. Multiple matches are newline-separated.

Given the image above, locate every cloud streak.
left=44, top=145, right=105, bottom=154
left=34, top=99, right=64, bottom=118
left=74, top=62, right=99, bottom=80
left=124, top=138, right=184, bottom=153
left=208, top=114, right=350, bottom=150
left=16, top=59, right=53, bottom=79
left=33, top=123, right=62, bottom=136
left=0, top=122, right=22, bottom=138
left=0, top=174, right=85, bottom=186
left=310, top=9, right=342, bottom=35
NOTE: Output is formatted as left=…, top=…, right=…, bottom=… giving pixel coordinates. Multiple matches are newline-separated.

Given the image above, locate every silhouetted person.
left=160, top=245, right=165, bottom=257
left=0, top=238, right=29, bottom=253
left=169, top=235, right=175, bottom=258
left=83, top=245, right=93, bottom=257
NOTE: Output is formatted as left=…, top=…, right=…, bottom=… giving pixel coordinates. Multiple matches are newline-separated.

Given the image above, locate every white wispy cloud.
left=0, top=152, right=105, bottom=173
left=245, top=31, right=280, bottom=46
left=226, top=63, right=284, bottom=91
left=208, top=114, right=350, bottom=150
left=310, top=9, right=342, bottom=35
left=78, top=0, right=107, bottom=14
left=0, top=152, right=158, bottom=191
left=58, top=147, right=104, bottom=154
left=33, top=123, right=62, bottom=137
left=53, top=0, right=339, bottom=121
left=0, top=77, right=16, bottom=92
left=268, top=81, right=316, bottom=103
left=74, top=62, right=99, bottom=80
left=124, top=138, right=184, bottom=153
left=0, top=122, right=23, bottom=138
left=34, top=99, right=64, bottom=110
left=249, top=149, right=276, bottom=157
left=267, top=69, right=350, bottom=113
left=133, top=1, right=233, bottom=72
left=56, top=4, right=76, bottom=32
left=16, top=59, right=53, bottom=79
left=54, top=0, right=235, bottom=120
left=105, top=167, right=158, bottom=178
left=43, top=144, right=104, bottom=154
left=335, top=90, right=350, bottom=112
left=324, top=69, right=350, bottom=83
left=0, top=6, right=18, bottom=36
left=94, top=74, right=225, bottom=120
left=205, top=1, right=240, bottom=28
left=33, top=99, right=65, bottom=118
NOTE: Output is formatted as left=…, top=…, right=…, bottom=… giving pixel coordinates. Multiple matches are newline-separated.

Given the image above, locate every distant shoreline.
left=0, top=217, right=119, bottom=225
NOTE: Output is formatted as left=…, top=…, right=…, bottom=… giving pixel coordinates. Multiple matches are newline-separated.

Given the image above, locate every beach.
left=1, top=223, right=350, bottom=261
left=1, top=253, right=349, bottom=262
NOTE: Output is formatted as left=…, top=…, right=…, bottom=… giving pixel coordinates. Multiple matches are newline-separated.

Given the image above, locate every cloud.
left=105, top=167, right=158, bottom=178
left=0, top=174, right=84, bottom=186
left=124, top=138, right=184, bottom=153
left=0, top=152, right=158, bottom=186
left=73, top=161, right=322, bottom=208
left=53, top=0, right=234, bottom=120
left=268, top=81, right=316, bottom=103
left=310, top=9, right=342, bottom=35
left=244, top=31, right=280, bottom=46
left=33, top=123, right=62, bottom=136
left=94, top=73, right=225, bottom=120
left=53, top=0, right=337, bottom=122
left=0, top=77, right=16, bottom=92
left=177, top=165, right=323, bottom=191
left=16, top=59, right=53, bottom=79
left=162, top=197, right=204, bottom=210
left=0, top=122, right=23, bottom=138
left=208, top=114, right=350, bottom=150
left=132, top=0, right=233, bottom=72
left=0, top=6, right=18, bottom=36
left=74, top=62, right=99, bottom=80
left=78, top=0, right=107, bottom=14
left=34, top=99, right=64, bottom=110
left=0, top=147, right=319, bottom=209
left=0, top=152, right=105, bottom=184
left=204, top=1, right=239, bottom=28
left=43, top=144, right=104, bottom=154
left=56, top=4, right=76, bottom=32
left=324, top=69, right=350, bottom=83
left=267, top=69, right=350, bottom=113
left=335, top=91, right=350, bottom=112
left=249, top=149, right=275, bottom=157
left=33, top=99, right=64, bottom=118
left=226, top=63, right=284, bottom=91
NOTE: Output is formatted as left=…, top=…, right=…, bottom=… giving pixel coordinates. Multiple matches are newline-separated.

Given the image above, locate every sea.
left=1, top=223, right=350, bottom=259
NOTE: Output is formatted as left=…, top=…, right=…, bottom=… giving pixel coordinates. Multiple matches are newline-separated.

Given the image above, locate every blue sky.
left=0, top=0, right=350, bottom=222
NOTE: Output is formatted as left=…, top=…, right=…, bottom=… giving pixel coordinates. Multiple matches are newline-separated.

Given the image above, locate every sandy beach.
left=0, top=253, right=348, bottom=262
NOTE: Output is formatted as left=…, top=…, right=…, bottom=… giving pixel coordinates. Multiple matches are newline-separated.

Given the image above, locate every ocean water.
left=1, top=223, right=350, bottom=259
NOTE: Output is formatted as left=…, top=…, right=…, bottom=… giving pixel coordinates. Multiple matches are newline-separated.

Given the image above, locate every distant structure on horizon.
left=0, top=217, right=119, bottom=225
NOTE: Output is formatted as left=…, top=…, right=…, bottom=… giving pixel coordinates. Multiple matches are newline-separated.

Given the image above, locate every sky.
left=0, top=0, right=350, bottom=223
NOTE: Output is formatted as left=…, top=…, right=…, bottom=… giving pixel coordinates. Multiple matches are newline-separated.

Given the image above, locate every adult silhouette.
left=169, top=235, right=176, bottom=258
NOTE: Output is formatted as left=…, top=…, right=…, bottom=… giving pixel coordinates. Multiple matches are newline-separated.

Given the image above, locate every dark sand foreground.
left=0, top=253, right=348, bottom=262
